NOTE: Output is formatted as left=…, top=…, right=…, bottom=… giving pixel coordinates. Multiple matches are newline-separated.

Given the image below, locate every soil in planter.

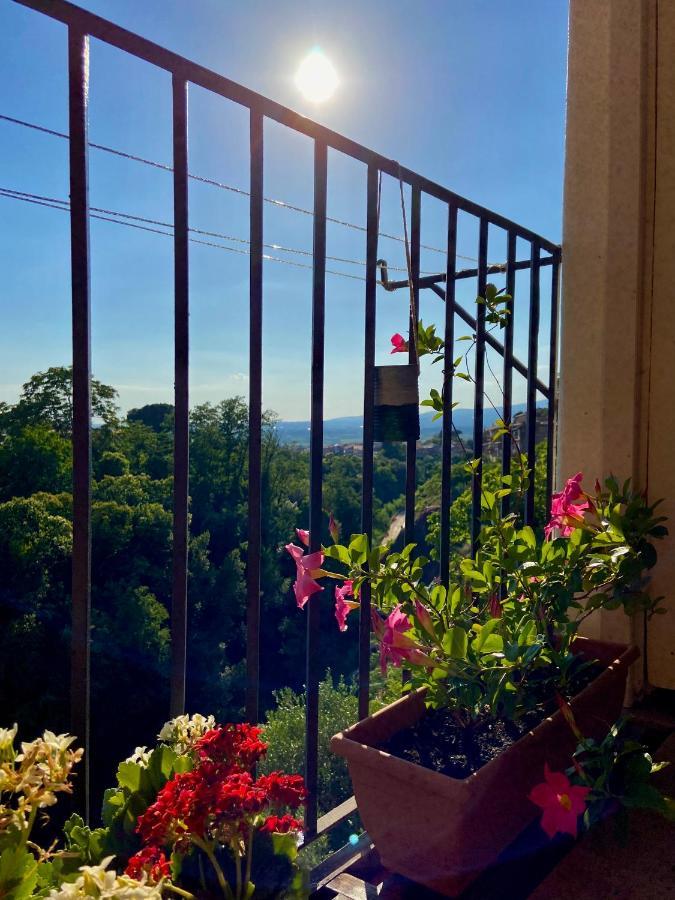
left=381, top=662, right=604, bottom=780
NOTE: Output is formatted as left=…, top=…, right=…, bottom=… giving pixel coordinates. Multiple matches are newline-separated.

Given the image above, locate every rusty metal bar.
left=68, top=25, right=91, bottom=820
left=245, top=109, right=264, bottom=724
left=170, top=76, right=189, bottom=717
left=305, top=139, right=327, bottom=839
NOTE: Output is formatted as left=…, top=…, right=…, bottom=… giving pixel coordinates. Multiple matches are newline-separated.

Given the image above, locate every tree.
left=0, top=366, right=118, bottom=436
left=0, top=424, right=72, bottom=500
left=127, top=403, right=174, bottom=432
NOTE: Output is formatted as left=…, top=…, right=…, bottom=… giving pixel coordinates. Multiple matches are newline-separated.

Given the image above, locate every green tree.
left=0, top=366, right=119, bottom=436
left=0, top=424, right=72, bottom=500
left=127, top=403, right=174, bottom=432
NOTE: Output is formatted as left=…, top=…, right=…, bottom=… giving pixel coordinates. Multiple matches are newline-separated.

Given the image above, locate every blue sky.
left=0, top=0, right=568, bottom=421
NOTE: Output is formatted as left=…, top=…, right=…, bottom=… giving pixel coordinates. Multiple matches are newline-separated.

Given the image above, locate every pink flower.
left=296, top=529, right=310, bottom=547
left=529, top=764, right=591, bottom=838
left=489, top=593, right=502, bottom=619
left=328, top=513, right=339, bottom=544
left=285, top=543, right=324, bottom=609
left=390, top=333, right=408, bottom=354
left=335, top=580, right=358, bottom=632
left=375, top=605, right=434, bottom=674
left=545, top=472, right=591, bottom=540
left=414, top=599, right=435, bottom=637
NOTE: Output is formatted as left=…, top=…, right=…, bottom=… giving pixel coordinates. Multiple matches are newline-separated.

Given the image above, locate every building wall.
left=561, top=0, right=674, bottom=690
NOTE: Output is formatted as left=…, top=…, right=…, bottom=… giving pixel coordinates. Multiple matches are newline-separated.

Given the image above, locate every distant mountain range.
left=276, top=402, right=544, bottom=446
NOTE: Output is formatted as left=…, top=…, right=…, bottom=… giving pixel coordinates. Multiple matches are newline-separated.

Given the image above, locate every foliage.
left=0, top=717, right=309, bottom=899
left=0, top=367, right=118, bottom=437
left=261, top=674, right=357, bottom=817
left=567, top=717, right=675, bottom=827
left=285, top=284, right=673, bottom=844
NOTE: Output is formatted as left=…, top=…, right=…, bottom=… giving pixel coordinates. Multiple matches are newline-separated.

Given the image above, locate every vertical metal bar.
left=358, top=164, right=377, bottom=720
left=170, top=75, right=189, bottom=717
left=404, top=187, right=420, bottom=544
left=471, top=218, right=488, bottom=555
left=245, top=110, right=263, bottom=725
left=439, top=204, right=457, bottom=588
left=525, top=241, right=541, bottom=526
left=501, top=231, right=516, bottom=517
left=545, top=251, right=561, bottom=510
left=68, top=26, right=91, bottom=820
left=305, top=139, right=327, bottom=839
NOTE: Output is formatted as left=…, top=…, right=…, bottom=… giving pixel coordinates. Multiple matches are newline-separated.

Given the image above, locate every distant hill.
left=276, top=402, right=544, bottom=447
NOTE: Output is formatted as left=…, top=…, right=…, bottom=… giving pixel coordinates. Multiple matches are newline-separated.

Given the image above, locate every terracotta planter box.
left=330, top=637, right=639, bottom=897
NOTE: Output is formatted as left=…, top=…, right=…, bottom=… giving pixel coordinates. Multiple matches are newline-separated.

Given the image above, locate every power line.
left=0, top=187, right=372, bottom=282
left=0, top=112, right=482, bottom=264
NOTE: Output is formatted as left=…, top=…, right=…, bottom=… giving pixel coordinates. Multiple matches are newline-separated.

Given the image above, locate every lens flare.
left=295, top=49, right=339, bottom=103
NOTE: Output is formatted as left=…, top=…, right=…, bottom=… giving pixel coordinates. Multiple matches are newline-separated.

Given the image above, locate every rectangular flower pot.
left=330, top=638, right=639, bottom=897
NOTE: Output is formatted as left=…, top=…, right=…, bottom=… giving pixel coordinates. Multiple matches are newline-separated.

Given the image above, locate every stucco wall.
left=560, top=0, right=674, bottom=689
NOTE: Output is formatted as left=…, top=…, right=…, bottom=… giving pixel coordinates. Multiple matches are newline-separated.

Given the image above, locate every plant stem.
left=164, top=885, right=197, bottom=900
left=234, top=850, right=242, bottom=900
left=192, top=836, right=232, bottom=900
left=244, top=830, right=254, bottom=898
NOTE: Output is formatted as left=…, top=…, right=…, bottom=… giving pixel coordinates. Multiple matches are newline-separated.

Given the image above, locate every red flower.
left=260, top=813, right=303, bottom=834
left=195, top=723, right=268, bottom=770
left=390, top=333, right=408, bottom=354
left=529, top=763, right=591, bottom=838
left=256, top=772, right=307, bottom=809
left=126, top=846, right=171, bottom=884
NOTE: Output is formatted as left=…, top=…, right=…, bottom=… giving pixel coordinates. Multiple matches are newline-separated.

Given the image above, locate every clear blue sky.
left=0, top=0, right=568, bottom=421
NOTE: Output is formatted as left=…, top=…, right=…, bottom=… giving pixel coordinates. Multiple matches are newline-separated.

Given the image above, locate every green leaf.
left=520, top=526, right=536, bottom=549
left=441, top=627, right=468, bottom=659
left=115, top=760, right=142, bottom=793
left=473, top=617, right=501, bottom=652
left=0, top=846, right=38, bottom=900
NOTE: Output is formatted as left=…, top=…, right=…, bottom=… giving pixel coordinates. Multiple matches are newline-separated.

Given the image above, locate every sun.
left=295, top=49, right=339, bottom=103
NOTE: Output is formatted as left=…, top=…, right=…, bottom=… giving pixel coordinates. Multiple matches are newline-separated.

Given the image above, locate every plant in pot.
left=284, top=288, right=671, bottom=896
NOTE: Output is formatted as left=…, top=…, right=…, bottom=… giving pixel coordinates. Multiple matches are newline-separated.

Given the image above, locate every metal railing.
left=9, top=0, right=561, bottom=845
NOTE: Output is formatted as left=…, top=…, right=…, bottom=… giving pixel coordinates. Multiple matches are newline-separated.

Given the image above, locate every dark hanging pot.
left=373, top=364, right=420, bottom=442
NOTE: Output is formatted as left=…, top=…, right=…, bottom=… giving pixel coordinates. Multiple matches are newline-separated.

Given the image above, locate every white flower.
left=124, top=747, right=151, bottom=768
left=158, top=713, right=215, bottom=753
left=0, top=724, right=17, bottom=762
left=49, top=858, right=163, bottom=898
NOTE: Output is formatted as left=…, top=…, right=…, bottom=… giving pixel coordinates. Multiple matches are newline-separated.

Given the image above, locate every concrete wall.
left=560, top=0, right=674, bottom=690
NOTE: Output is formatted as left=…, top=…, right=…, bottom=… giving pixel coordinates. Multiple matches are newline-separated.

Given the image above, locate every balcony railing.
left=8, top=0, right=561, bottom=851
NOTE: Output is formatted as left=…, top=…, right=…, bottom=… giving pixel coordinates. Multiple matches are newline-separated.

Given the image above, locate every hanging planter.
left=373, top=364, right=420, bottom=442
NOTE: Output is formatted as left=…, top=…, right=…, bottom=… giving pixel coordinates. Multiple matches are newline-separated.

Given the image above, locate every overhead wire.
left=0, top=112, right=483, bottom=264
left=0, top=186, right=372, bottom=282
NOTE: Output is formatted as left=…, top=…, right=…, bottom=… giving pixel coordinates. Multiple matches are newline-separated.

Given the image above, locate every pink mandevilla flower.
left=414, top=599, right=435, bottom=637
left=296, top=528, right=310, bottom=547
left=285, top=543, right=324, bottom=609
left=529, top=763, right=591, bottom=838
left=328, top=513, right=339, bottom=544
left=374, top=605, right=434, bottom=674
left=390, top=333, right=408, bottom=354
left=545, top=472, right=591, bottom=540
left=334, top=580, right=359, bottom=632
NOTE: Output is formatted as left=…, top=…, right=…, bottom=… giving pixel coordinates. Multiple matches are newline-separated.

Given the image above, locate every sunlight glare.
left=295, top=49, right=339, bottom=103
